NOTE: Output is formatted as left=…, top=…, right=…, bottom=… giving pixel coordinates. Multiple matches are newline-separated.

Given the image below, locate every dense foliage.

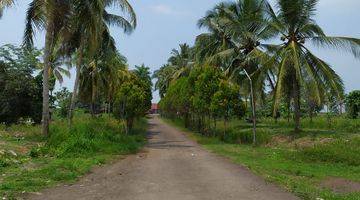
left=113, top=65, right=152, bottom=132
left=160, top=66, right=245, bottom=135
left=0, top=45, right=43, bottom=124
left=54, top=88, right=72, bottom=118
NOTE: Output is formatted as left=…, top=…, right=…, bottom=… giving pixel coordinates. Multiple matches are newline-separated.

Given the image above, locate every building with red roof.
left=150, top=103, right=160, bottom=114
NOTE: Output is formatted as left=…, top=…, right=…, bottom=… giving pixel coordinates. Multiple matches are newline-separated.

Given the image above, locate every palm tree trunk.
left=91, top=71, right=96, bottom=117
left=223, top=117, right=227, bottom=139
left=42, top=21, right=54, bottom=136
left=293, top=81, right=301, bottom=133
left=287, top=99, right=291, bottom=123
left=68, top=48, right=83, bottom=126
left=213, top=116, right=217, bottom=135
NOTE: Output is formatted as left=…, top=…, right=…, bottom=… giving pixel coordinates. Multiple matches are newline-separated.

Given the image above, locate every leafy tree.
left=54, top=88, right=72, bottom=118
left=192, top=66, right=222, bottom=132
left=0, top=47, right=43, bottom=124
left=113, top=75, right=149, bottom=133
left=346, top=90, right=360, bottom=119
left=210, top=80, right=245, bottom=136
left=159, top=77, right=193, bottom=127
left=112, top=64, right=152, bottom=133
left=134, top=64, right=153, bottom=112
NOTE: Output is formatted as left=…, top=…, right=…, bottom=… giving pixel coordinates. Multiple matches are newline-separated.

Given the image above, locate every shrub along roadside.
left=0, top=115, right=147, bottom=199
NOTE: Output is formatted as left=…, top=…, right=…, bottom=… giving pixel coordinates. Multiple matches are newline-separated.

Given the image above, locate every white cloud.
left=149, top=4, right=187, bottom=16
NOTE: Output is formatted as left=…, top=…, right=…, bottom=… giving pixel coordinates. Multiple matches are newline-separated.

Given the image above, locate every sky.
left=0, top=0, right=359, bottom=103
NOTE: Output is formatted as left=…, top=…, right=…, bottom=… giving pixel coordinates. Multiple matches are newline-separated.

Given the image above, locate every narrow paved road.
left=28, top=115, right=298, bottom=200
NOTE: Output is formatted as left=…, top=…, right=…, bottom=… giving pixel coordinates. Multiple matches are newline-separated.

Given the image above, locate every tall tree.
left=78, top=29, right=117, bottom=116
left=24, top=0, right=72, bottom=136
left=266, top=0, right=360, bottom=133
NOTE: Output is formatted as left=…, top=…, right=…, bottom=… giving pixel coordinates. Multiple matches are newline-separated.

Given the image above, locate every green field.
left=0, top=114, right=147, bottom=199
left=163, top=116, right=360, bottom=200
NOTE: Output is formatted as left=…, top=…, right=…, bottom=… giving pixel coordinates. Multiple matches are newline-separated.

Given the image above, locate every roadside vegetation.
left=0, top=43, right=152, bottom=198
left=0, top=0, right=359, bottom=199
left=0, top=0, right=154, bottom=199
left=155, top=0, right=360, bottom=199
left=0, top=113, right=147, bottom=199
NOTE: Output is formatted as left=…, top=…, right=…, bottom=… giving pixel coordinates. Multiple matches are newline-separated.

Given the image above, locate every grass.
left=0, top=113, right=147, bottom=199
left=163, top=116, right=360, bottom=200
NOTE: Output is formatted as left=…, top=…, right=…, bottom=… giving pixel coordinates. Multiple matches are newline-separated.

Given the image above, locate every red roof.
left=151, top=103, right=159, bottom=110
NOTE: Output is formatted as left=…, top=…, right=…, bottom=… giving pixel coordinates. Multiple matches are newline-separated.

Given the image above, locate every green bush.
left=346, top=90, right=360, bottom=119
left=297, top=137, right=360, bottom=166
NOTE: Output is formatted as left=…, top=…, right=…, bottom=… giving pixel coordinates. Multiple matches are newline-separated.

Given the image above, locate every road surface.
left=28, top=115, right=298, bottom=200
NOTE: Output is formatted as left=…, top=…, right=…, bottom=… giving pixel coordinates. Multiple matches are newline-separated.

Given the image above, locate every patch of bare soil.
left=321, top=178, right=360, bottom=193
left=267, top=135, right=292, bottom=147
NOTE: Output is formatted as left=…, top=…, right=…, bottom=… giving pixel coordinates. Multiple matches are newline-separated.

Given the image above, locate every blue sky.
left=0, top=0, right=359, bottom=103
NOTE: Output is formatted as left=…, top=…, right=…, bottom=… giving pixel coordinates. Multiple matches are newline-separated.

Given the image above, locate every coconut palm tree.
left=78, top=28, right=119, bottom=116
left=265, top=0, right=360, bottom=133
left=197, top=0, right=277, bottom=124
left=24, top=0, right=72, bottom=136
left=36, top=44, right=71, bottom=85
left=196, top=2, right=238, bottom=63
left=168, top=43, right=194, bottom=80
left=103, top=52, right=128, bottom=113
left=153, top=64, right=176, bottom=99
left=67, top=0, right=136, bottom=125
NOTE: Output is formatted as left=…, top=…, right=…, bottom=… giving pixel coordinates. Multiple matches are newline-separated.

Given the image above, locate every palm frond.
left=23, top=0, right=46, bottom=48
left=103, top=11, right=133, bottom=34
left=105, top=0, right=136, bottom=28
left=311, top=36, right=360, bottom=59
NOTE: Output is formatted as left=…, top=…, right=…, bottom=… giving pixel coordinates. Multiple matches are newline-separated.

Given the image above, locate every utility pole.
left=243, top=69, right=256, bottom=145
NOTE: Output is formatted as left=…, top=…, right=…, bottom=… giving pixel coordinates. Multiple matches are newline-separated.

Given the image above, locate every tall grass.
left=295, top=137, right=360, bottom=166
left=46, top=115, right=146, bottom=157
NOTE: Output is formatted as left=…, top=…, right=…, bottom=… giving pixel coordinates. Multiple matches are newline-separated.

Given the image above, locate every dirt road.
left=28, top=116, right=298, bottom=200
